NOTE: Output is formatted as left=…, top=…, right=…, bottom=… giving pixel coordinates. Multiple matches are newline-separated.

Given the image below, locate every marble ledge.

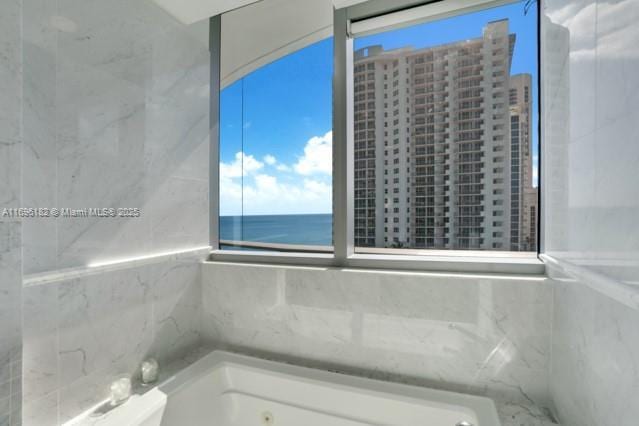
left=22, top=246, right=211, bottom=287
left=541, top=253, right=639, bottom=311
left=203, top=260, right=548, bottom=282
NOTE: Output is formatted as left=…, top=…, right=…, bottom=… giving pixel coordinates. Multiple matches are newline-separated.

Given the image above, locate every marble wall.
left=542, top=0, right=639, bottom=282
left=200, top=262, right=554, bottom=418
left=19, top=0, right=211, bottom=424
left=541, top=0, right=639, bottom=425
left=548, top=264, right=639, bottom=426
left=22, top=254, right=203, bottom=425
left=1, top=0, right=24, bottom=424
left=22, top=0, right=210, bottom=276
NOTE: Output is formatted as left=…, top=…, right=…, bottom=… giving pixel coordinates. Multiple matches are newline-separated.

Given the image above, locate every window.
left=210, top=0, right=542, bottom=273
left=351, top=2, right=538, bottom=253
left=218, top=24, right=333, bottom=251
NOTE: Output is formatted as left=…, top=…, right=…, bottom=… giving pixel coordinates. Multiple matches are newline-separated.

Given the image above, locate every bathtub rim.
left=157, top=350, right=501, bottom=425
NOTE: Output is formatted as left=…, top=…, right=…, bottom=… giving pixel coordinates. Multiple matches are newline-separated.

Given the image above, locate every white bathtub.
left=68, top=351, right=501, bottom=426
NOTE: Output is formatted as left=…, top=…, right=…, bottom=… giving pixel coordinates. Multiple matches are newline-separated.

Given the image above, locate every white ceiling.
left=151, top=0, right=261, bottom=24
left=150, top=0, right=371, bottom=87
left=332, top=0, right=369, bottom=8
left=152, top=0, right=370, bottom=24
left=220, top=0, right=333, bottom=87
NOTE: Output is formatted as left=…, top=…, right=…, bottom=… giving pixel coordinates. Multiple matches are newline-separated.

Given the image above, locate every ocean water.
left=220, top=214, right=332, bottom=246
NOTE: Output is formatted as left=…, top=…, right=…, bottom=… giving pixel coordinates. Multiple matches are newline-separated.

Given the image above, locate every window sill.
left=208, top=249, right=544, bottom=275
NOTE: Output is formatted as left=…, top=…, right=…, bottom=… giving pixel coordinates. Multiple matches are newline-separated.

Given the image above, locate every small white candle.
left=110, top=376, right=132, bottom=406
left=141, top=358, right=159, bottom=384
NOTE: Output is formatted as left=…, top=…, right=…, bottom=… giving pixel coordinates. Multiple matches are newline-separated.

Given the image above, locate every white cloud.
left=220, top=152, right=263, bottom=179
left=294, top=131, right=332, bottom=176
left=219, top=131, right=334, bottom=215
left=276, top=164, right=292, bottom=172
left=303, top=179, right=330, bottom=195
left=263, top=154, right=277, bottom=165
left=220, top=172, right=331, bottom=216
left=263, top=154, right=293, bottom=172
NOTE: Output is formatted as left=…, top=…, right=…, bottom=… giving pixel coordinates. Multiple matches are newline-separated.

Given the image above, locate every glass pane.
left=352, top=3, right=538, bottom=252
left=219, top=80, right=244, bottom=243
left=219, top=38, right=333, bottom=251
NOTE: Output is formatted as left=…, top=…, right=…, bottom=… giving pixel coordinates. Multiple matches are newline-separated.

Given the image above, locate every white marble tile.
left=148, top=177, right=208, bottom=253
left=57, top=370, right=112, bottom=425
left=498, top=400, right=559, bottom=426
left=201, top=263, right=553, bottom=409
left=0, top=396, right=8, bottom=426
left=543, top=0, right=597, bottom=142
left=542, top=0, right=639, bottom=284
left=145, top=21, right=209, bottom=181
left=0, top=141, right=21, bottom=218
left=55, top=0, right=183, bottom=85
left=0, top=223, right=22, bottom=369
left=542, top=3, right=639, bottom=422
left=148, top=261, right=202, bottom=364
left=594, top=0, right=639, bottom=128
left=22, top=392, right=58, bottom=426
left=10, top=375, right=21, bottom=425
left=22, top=284, right=58, bottom=402
left=18, top=0, right=210, bottom=423
left=0, top=0, right=22, bottom=145
left=0, top=96, right=22, bottom=426
left=23, top=255, right=204, bottom=423
left=54, top=56, right=150, bottom=270
left=57, top=268, right=154, bottom=386
left=592, top=117, right=639, bottom=271
left=22, top=0, right=59, bottom=274
left=550, top=267, right=639, bottom=426
left=540, top=8, right=571, bottom=256
left=0, top=222, right=21, bottom=426
left=18, top=2, right=210, bottom=274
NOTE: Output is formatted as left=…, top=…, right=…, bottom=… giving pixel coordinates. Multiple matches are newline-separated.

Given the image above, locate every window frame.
left=208, top=0, right=544, bottom=275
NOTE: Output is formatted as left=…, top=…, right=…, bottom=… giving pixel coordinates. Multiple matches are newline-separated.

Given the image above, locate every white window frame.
left=208, top=0, right=544, bottom=275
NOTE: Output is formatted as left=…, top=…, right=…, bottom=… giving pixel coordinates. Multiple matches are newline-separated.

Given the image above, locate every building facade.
left=509, top=74, right=538, bottom=251
left=353, top=19, right=537, bottom=251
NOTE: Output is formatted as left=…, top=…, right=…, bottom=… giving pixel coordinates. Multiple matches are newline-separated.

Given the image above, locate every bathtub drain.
left=261, top=411, right=274, bottom=425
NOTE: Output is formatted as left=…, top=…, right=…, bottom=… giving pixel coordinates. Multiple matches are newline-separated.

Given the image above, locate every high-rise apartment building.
left=509, top=74, right=538, bottom=251
left=353, top=19, right=538, bottom=251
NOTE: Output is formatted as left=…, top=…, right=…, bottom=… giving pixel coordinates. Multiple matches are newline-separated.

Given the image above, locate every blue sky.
left=220, top=1, right=538, bottom=217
